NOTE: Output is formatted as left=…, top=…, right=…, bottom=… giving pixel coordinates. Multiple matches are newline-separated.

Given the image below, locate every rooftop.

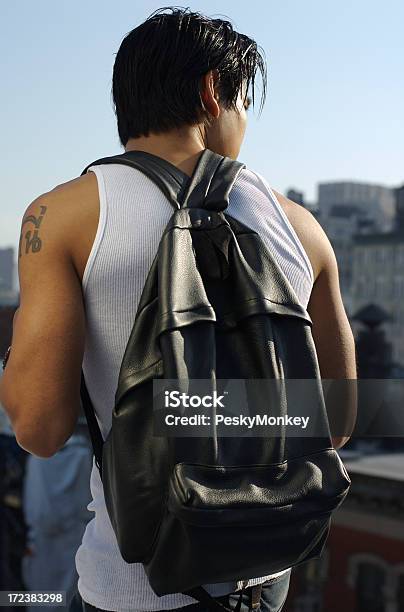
left=341, top=451, right=404, bottom=481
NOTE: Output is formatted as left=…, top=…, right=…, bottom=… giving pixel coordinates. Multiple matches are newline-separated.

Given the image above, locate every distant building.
left=353, top=303, right=393, bottom=379
left=394, top=185, right=404, bottom=232
left=285, top=452, right=404, bottom=612
left=0, top=248, right=14, bottom=292
left=351, top=231, right=404, bottom=365
left=319, top=205, right=376, bottom=314
left=318, top=182, right=395, bottom=232
left=317, top=182, right=396, bottom=314
left=287, top=189, right=305, bottom=207
left=0, top=290, right=18, bottom=307
left=286, top=188, right=319, bottom=215
left=324, top=452, right=404, bottom=612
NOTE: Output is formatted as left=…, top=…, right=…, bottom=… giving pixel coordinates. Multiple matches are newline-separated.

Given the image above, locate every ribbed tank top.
left=75, top=160, right=314, bottom=612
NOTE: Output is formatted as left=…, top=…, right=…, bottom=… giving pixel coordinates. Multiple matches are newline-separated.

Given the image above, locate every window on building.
left=375, top=278, right=385, bottom=298
left=355, top=562, right=386, bottom=612
left=393, top=276, right=404, bottom=299
left=356, top=249, right=365, bottom=266
left=375, top=248, right=387, bottom=265
left=397, top=573, right=404, bottom=611
left=397, top=247, right=404, bottom=267
left=366, top=279, right=376, bottom=299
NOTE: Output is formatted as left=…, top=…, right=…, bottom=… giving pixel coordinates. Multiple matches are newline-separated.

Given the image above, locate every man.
left=0, top=6, right=356, bottom=612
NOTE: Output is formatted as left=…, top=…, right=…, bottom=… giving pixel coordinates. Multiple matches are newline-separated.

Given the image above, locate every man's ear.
left=200, top=70, right=220, bottom=118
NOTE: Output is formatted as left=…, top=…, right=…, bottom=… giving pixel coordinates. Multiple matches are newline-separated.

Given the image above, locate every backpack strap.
left=183, top=584, right=255, bottom=611
left=81, top=150, right=190, bottom=210
left=80, top=371, right=104, bottom=476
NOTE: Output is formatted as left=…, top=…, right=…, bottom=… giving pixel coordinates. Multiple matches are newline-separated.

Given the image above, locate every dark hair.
left=112, top=6, right=267, bottom=146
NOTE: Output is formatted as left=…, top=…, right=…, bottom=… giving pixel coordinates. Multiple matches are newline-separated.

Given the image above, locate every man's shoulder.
left=241, top=168, right=321, bottom=241
left=22, top=172, right=100, bottom=281
left=26, top=173, right=99, bottom=231
left=271, top=189, right=317, bottom=224
left=43, top=171, right=98, bottom=204
left=241, top=168, right=315, bottom=223
left=270, top=189, right=330, bottom=282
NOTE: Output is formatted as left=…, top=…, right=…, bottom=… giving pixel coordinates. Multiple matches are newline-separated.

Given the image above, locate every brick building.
left=285, top=452, right=404, bottom=612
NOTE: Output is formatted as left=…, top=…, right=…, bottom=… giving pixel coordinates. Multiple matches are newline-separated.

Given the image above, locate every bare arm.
left=0, top=187, right=87, bottom=457
left=307, top=231, right=358, bottom=448
left=273, top=191, right=357, bottom=448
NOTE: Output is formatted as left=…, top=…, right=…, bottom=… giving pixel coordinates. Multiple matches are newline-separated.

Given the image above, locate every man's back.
left=50, top=165, right=319, bottom=298
left=68, top=160, right=313, bottom=610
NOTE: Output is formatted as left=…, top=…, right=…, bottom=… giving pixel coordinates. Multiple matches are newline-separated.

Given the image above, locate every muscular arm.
left=306, top=226, right=358, bottom=447
left=0, top=177, right=94, bottom=457
left=273, top=191, right=357, bottom=448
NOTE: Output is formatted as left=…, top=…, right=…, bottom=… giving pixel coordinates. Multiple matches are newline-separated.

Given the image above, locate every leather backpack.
left=80, top=148, right=351, bottom=607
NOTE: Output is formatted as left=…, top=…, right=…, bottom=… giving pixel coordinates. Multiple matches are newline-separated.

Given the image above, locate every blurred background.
left=1, top=1, right=404, bottom=610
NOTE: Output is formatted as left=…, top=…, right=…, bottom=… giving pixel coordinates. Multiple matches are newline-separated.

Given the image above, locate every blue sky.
left=1, top=0, right=403, bottom=248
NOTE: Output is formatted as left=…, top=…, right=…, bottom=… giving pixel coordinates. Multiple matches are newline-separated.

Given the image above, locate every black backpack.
left=80, top=148, right=350, bottom=606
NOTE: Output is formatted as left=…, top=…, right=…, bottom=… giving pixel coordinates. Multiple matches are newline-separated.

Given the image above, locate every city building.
left=285, top=452, right=404, bottom=612
left=287, top=189, right=305, bottom=207
left=0, top=248, right=14, bottom=292
left=324, top=452, right=404, bottom=611
left=351, top=231, right=404, bottom=366
left=319, top=205, right=376, bottom=314
left=286, top=188, right=319, bottom=215
left=394, top=184, right=404, bottom=232
left=318, top=182, right=395, bottom=232
left=0, top=290, right=18, bottom=307
left=317, top=182, right=396, bottom=315
left=0, top=248, right=18, bottom=306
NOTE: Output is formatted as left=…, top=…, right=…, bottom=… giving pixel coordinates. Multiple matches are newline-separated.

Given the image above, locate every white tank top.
left=75, top=161, right=314, bottom=612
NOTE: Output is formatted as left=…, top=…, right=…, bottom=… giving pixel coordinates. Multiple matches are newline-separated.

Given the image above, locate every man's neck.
left=125, top=131, right=206, bottom=178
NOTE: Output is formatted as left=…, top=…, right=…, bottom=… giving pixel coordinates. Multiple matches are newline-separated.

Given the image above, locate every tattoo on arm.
left=18, top=205, right=47, bottom=257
